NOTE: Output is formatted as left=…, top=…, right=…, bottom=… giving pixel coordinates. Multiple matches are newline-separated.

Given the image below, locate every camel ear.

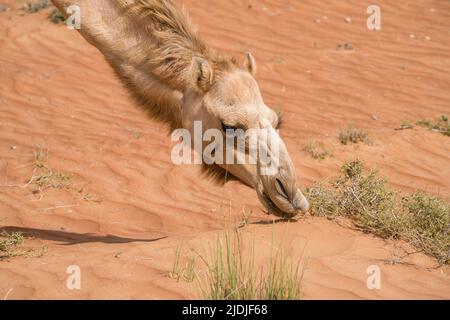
left=245, top=52, right=257, bottom=77
left=192, top=57, right=213, bottom=92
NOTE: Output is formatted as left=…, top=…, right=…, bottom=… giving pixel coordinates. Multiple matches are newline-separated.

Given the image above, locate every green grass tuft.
left=305, top=160, right=450, bottom=264
left=200, top=228, right=303, bottom=300
left=169, top=246, right=197, bottom=283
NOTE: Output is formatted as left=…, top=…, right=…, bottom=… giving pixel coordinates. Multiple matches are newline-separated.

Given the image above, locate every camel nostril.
left=275, top=178, right=289, bottom=200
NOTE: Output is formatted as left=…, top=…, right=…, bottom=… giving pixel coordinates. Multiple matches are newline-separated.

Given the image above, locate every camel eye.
left=221, top=121, right=237, bottom=133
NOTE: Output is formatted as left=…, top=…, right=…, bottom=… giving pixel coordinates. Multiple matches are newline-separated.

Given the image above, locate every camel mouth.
left=260, top=191, right=298, bottom=219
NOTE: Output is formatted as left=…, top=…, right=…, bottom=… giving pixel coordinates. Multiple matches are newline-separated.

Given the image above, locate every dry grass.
left=0, top=231, right=49, bottom=260
left=395, top=121, right=414, bottom=131
left=305, top=160, right=450, bottom=264
left=339, top=125, right=369, bottom=145
left=27, top=244, right=49, bottom=258
left=236, top=210, right=251, bottom=229
left=23, top=0, right=50, bottom=13
left=396, top=115, right=449, bottom=136
left=416, top=115, right=449, bottom=137
left=24, top=0, right=64, bottom=25
left=49, top=8, right=65, bottom=24
left=27, top=146, right=71, bottom=194
left=199, top=228, right=303, bottom=300
left=402, top=192, right=450, bottom=262
left=169, top=246, right=197, bottom=283
left=0, top=231, right=24, bottom=259
left=303, top=140, right=333, bottom=160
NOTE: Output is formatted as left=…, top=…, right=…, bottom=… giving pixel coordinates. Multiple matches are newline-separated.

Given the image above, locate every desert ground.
left=0, top=0, right=449, bottom=299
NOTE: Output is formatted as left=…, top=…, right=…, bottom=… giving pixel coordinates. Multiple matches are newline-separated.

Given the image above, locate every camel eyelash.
left=221, top=121, right=236, bottom=132
left=221, top=120, right=247, bottom=132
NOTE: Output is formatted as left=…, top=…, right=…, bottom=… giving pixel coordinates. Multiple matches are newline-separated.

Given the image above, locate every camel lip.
left=261, top=192, right=298, bottom=219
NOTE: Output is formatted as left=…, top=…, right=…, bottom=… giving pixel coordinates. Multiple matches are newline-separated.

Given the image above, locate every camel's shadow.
left=0, top=226, right=167, bottom=245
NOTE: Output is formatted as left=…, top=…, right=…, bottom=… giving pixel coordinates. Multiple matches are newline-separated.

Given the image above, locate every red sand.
left=0, top=0, right=449, bottom=299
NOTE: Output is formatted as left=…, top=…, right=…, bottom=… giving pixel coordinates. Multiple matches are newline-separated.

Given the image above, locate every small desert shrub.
left=27, top=146, right=71, bottom=193
left=0, top=231, right=24, bottom=259
left=303, top=140, right=333, bottom=160
left=200, top=228, right=303, bottom=300
left=0, top=231, right=49, bottom=259
left=49, top=8, right=65, bottom=24
left=305, top=160, right=450, bottom=263
left=402, top=193, right=450, bottom=263
left=339, top=125, right=369, bottom=145
left=416, top=115, right=450, bottom=137
left=23, top=0, right=50, bottom=13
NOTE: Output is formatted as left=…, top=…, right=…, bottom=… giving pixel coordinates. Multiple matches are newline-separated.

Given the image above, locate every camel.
left=50, top=0, right=309, bottom=218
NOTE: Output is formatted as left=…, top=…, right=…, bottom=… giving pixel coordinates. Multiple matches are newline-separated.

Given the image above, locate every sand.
left=0, top=0, right=449, bottom=299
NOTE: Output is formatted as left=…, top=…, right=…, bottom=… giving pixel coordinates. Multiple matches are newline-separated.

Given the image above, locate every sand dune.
left=0, top=0, right=449, bottom=299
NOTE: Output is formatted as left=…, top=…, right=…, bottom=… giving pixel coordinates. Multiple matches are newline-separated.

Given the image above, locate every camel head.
left=179, top=53, right=309, bottom=218
left=50, top=0, right=309, bottom=218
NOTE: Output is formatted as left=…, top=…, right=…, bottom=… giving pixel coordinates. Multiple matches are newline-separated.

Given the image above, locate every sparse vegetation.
left=402, top=192, right=450, bottom=262
left=0, top=231, right=49, bottom=259
left=339, top=125, right=369, bottom=145
left=27, top=146, right=71, bottom=194
left=303, top=140, right=333, bottom=160
left=305, top=160, right=450, bottom=264
left=0, top=231, right=24, bottom=259
left=26, top=244, right=48, bottom=258
left=395, top=121, right=414, bottom=131
left=395, top=115, right=449, bottom=136
left=199, top=228, right=303, bottom=300
left=49, top=8, right=65, bottom=24
left=416, top=115, right=450, bottom=137
left=169, top=246, right=197, bottom=282
left=237, top=210, right=251, bottom=228
left=23, top=0, right=50, bottom=13
left=23, top=0, right=65, bottom=25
